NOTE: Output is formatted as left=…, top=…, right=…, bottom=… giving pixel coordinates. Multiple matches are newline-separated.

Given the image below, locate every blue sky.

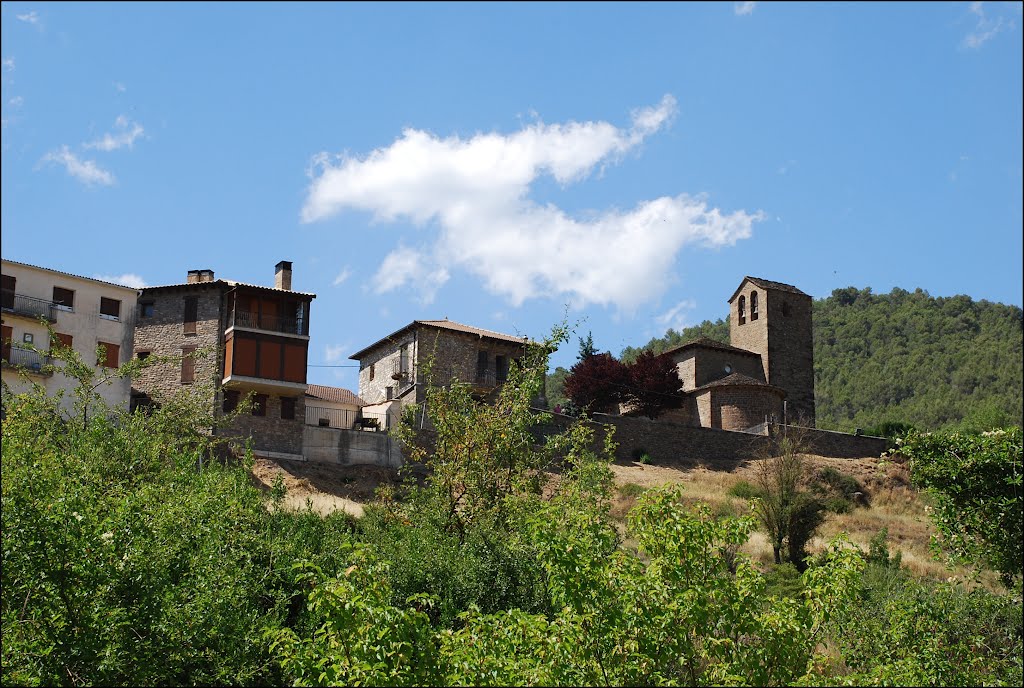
left=2, top=1, right=1022, bottom=390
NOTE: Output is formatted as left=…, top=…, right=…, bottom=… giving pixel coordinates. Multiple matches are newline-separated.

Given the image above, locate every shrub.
left=728, top=479, right=759, bottom=499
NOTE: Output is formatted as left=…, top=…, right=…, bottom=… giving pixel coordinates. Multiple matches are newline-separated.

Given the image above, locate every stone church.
left=661, top=276, right=815, bottom=430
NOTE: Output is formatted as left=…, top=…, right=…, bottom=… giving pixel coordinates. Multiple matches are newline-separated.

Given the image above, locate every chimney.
left=275, top=260, right=292, bottom=291
left=187, top=270, right=200, bottom=284
left=188, top=269, right=215, bottom=283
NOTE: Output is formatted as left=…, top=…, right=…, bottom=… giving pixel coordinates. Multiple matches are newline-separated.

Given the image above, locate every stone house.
left=131, top=261, right=315, bottom=460
left=2, top=259, right=139, bottom=415
left=349, top=319, right=532, bottom=425
left=653, top=276, right=813, bottom=431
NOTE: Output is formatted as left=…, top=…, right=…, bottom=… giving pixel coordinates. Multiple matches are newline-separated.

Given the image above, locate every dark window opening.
left=1, top=274, right=15, bottom=309
left=477, top=350, right=488, bottom=376
left=223, top=389, right=240, bottom=413
left=136, top=350, right=151, bottom=361
left=369, top=363, right=375, bottom=381
left=252, top=394, right=268, bottom=416
left=53, top=286, right=75, bottom=311
left=386, top=386, right=394, bottom=400
left=750, top=291, right=759, bottom=321
left=496, top=355, right=508, bottom=382
left=181, top=345, right=196, bottom=383
left=738, top=295, right=746, bottom=325
left=782, top=301, right=792, bottom=317
left=183, top=296, right=198, bottom=335
left=139, top=301, right=155, bottom=318
left=318, top=418, right=330, bottom=427
left=281, top=396, right=296, bottom=420
left=100, top=297, right=121, bottom=320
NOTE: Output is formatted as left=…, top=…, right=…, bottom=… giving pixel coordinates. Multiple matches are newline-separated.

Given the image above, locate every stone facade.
left=728, top=278, right=815, bottom=426
left=668, top=340, right=765, bottom=391
left=352, top=320, right=529, bottom=408
left=698, top=383, right=785, bottom=431
left=132, top=284, right=225, bottom=403
left=132, top=263, right=313, bottom=458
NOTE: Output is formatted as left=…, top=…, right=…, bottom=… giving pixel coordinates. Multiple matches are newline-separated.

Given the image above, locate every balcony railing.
left=1, top=346, right=52, bottom=376
left=1, top=290, right=57, bottom=321
left=305, top=405, right=389, bottom=430
left=228, top=309, right=307, bottom=336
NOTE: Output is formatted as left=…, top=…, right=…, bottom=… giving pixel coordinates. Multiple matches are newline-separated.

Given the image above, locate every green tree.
left=899, top=427, right=1022, bottom=585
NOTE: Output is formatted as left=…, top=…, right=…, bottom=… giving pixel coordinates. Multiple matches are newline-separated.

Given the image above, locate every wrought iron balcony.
left=227, top=309, right=307, bottom=336
left=1, top=290, right=57, bottom=321
left=1, top=346, right=52, bottom=376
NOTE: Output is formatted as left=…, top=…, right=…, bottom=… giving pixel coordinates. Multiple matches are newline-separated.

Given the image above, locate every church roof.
left=662, top=336, right=760, bottom=358
left=727, top=276, right=808, bottom=303
left=692, top=372, right=786, bottom=395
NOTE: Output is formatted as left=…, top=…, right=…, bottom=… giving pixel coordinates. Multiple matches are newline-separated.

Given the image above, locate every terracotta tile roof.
left=305, top=384, right=366, bottom=406
left=728, top=276, right=808, bottom=303
left=662, top=336, right=760, bottom=358
left=349, top=318, right=530, bottom=360
left=693, top=372, right=786, bottom=394
left=141, top=279, right=315, bottom=298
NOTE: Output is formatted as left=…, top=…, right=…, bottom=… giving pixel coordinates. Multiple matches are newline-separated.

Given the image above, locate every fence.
left=304, top=405, right=389, bottom=431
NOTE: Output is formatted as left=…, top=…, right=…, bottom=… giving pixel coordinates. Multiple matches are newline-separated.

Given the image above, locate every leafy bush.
left=728, top=479, right=758, bottom=499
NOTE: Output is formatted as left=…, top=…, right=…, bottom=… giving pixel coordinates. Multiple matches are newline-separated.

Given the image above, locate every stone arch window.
left=750, top=291, right=759, bottom=321
left=738, top=295, right=746, bottom=325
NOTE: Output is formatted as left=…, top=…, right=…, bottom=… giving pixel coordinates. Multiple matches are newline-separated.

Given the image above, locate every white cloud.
left=963, top=1, right=1013, bottom=48
left=94, top=273, right=147, bottom=288
left=734, top=2, right=757, bottom=16
left=16, top=11, right=39, bottom=24
left=40, top=146, right=115, bottom=186
left=331, top=266, right=353, bottom=286
left=655, top=299, right=697, bottom=333
left=324, top=344, right=346, bottom=363
left=369, top=245, right=449, bottom=304
left=84, top=115, right=144, bottom=151
left=302, top=95, right=764, bottom=311
left=2, top=57, right=14, bottom=72
left=9, top=96, right=23, bottom=107
left=114, top=82, right=126, bottom=93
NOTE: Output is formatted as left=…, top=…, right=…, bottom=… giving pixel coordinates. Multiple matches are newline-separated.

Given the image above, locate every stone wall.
left=531, top=414, right=889, bottom=464
left=303, top=425, right=403, bottom=467
left=672, top=346, right=764, bottom=391
left=133, top=285, right=224, bottom=403
left=711, top=385, right=785, bottom=431
left=357, top=331, right=416, bottom=404
left=222, top=393, right=305, bottom=455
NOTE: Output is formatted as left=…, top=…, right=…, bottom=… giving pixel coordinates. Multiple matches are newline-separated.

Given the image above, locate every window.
left=223, top=389, right=240, bottom=413
left=1, top=274, right=14, bottom=309
left=782, top=301, right=792, bottom=317
left=399, top=344, right=409, bottom=374
left=1, top=325, right=11, bottom=363
left=281, top=396, right=296, bottom=420
left=181, top=345, right=196, bottom=383
left=139, top=301, right=155, bottom=318
left=136, top=350, right=151, bottom=361
left=183, top=296, right=198, bottom=335
left=496, top=355, right=508, bottom=382
left=369, top=363, right=375, bottom=381
left=738, top=295, right=746, bottom=325
left=386, top=386, right=394, bottom=400
left=98, top=342, right=120, bottom=369
left=750, top=291, right=759, bottom=321
left=100, top=297, right=121, bottom=321
left=252, top=394, right=268, bottom=417
left=53, top=286, right=75, bottom=312
left=51, top=332, right=73, bottom=349
left=477, top=350, right=488, bottom=376
left=22, top=333, right=34, bottom=344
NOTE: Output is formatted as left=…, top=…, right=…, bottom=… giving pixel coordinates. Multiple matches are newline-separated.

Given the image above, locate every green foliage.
left=728, top=479, right=758, bottom=499
left=900, top=427, right=1023, bottom=585
left=1, top=339, right=353, bottom=686
left=826, top=566, right=1023, bottom=686
left=620, top=318, right=730, bottom=364
left=865, top=528, right=903, bottom=570
left=577, top=330, right=597, bottom=360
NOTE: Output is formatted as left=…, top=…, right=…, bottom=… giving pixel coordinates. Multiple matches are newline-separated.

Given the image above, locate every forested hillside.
left=596, top=287, right=1023, bottom=433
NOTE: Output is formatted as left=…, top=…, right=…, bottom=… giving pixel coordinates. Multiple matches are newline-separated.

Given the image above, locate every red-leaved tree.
left=563, top=352, right=629, bottom=414
left=625, top=351, right=683, bottom=419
